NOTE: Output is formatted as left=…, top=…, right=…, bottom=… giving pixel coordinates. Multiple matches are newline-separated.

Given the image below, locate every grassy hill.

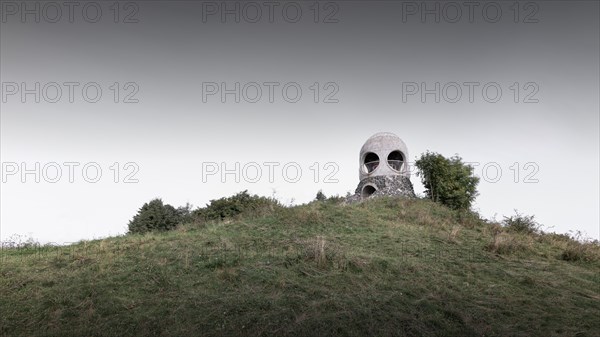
left=1, top=197, right=599, bottom=337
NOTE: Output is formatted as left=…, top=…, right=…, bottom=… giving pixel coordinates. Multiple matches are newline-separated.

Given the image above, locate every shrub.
left=560, top=236, right=600, bottom=262
left=194, top=190, right=281, bottom=222
left=502, top=210, right=540, bottom=234
left=176, top=203, right=194, bottom=224
left=128, top=199, right=180, bottom=234
left=314, top=191, right=346, bottom=204
left=315, top=190, right=327, bottom=201
left=415, top=151, right=479, bottom=210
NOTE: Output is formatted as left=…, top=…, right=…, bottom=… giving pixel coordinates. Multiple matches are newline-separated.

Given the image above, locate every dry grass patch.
left=486, top=232, right=530, bottom=255
left=447, top=226, right=461, bottom=243
left=561, top=241, right=600, bottom=262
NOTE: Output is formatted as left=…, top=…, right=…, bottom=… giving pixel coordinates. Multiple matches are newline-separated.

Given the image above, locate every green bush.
left=502, top=210, right=540, bottom=234
left=194, top=190, right=281, bottom=221
left=176, top=203, right=194, bottom=224
left=128, top=199, right=180, bottom=234
left=415, top=151, right=479, bottom=210
left=315, top=190, right=327, bottom=201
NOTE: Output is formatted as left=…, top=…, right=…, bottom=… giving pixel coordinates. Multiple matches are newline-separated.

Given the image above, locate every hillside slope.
left=1, top=197, right=599, bottom=337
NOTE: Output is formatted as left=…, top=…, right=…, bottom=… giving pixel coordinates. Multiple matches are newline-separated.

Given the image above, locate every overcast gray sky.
left=1, top=1, right=598, bottom=244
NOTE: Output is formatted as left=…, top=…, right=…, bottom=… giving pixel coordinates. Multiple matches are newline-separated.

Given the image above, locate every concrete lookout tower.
left=352, top=132, right=416, bottom=200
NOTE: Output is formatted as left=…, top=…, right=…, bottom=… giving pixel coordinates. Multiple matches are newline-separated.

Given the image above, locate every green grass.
left=1, top=197, right=599, bottom=337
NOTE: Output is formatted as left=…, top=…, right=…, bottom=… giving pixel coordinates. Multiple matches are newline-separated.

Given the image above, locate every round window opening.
left=363, top=152, right=380, bottom=174
left=387, top=150, right=404, bottom=172
left=361, top=185, right=377, bottom=198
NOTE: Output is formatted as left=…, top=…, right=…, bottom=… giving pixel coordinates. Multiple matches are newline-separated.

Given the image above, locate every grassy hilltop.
left=1, top=197, right=599, bottom=337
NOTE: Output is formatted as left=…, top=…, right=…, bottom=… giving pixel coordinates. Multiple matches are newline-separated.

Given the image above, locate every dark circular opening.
left=361, top=185, right=377, bottom=198
left=363, top=152, right=380, bottom=173
left=387, top=150, right=404, bottom=172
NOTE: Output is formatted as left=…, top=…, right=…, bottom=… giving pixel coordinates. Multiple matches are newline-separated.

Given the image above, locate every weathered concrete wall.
left=355, top=175, right=416, bottom=198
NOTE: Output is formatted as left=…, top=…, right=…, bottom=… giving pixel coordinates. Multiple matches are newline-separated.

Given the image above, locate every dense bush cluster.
left=127, top=199, right=181, bottom=234
left=415, top=151, right=479, bottom=210
left=127, top=191, right=281, bottom=234
left=194, top=190, right=281, bottom=221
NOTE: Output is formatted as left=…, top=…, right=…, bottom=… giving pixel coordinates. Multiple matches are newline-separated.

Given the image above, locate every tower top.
left=359, top=132, right=410, bottom=181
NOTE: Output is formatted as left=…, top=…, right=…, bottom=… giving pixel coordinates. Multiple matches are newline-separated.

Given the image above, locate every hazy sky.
left=1, top=0, right=598, bottom=244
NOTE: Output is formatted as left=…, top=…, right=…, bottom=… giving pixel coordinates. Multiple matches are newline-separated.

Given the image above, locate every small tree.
left=315, top=190, right=327, bottom=201
left=415, top=151, right=479, bottom=210
left=128, top=199, right=180, bottom=234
